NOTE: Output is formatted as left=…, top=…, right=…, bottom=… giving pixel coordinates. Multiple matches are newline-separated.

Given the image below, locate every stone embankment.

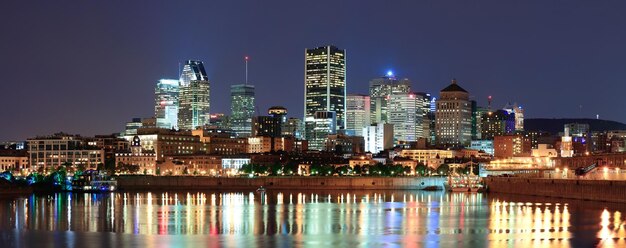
left=485, top=177, right=626, bottom=203
left=117, top=176, right=445, bottom=191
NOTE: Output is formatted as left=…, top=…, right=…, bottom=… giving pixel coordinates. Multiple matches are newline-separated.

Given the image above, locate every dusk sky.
left=1, top=1, right=625, bottom=141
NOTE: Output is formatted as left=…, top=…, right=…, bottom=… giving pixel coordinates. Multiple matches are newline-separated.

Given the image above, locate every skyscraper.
left=369, top=72, right=411, bottom=124
left=346, top=94, right=370, bottom=136
left=388, top=92, right=422, bottom=143
left=435, top=79, right=472, bottom=146
left=480, top=109, right=515, bottom=140
left=304, top=45, right=346, bottom=133
left=155, top=79, right=179, bottom=129
left=178, top=60, right=210, bottom=130
left=230, top=84, right=255, bottom=137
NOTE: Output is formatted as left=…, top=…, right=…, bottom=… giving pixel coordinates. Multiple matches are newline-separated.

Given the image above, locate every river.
left=0, top=190, right=624, bottom=247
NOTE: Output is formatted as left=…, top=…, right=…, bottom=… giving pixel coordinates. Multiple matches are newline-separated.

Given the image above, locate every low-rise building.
left=115, top=136, right=156, bottom=175
left=28, top=133, right=104, bottom=173
left=158, top=154, right=222, bottom=176
left=0, top=150, right=28, bottom=174
left=494, top=134, right=532, bottom=158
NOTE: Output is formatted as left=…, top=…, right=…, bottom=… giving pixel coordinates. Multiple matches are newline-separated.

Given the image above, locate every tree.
left=183, top=167, right=189, bottom=175
left=437, top=164, right=450, bottom=176
left=415, top=163, right=428, bottom=176
left=403, top=166, right=412, bottom=175
left=269, top=162, right=282, bottom=176
left=284, top=161, right=298, bottom=175
left=156, top=167, right=161, bottom=176
left=128, top=164, right=140, bottom=174
left=353, top=165, right=362, bottom=175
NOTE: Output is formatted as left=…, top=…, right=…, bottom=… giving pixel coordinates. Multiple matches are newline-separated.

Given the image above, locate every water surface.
left=0, top=190, right=624, bottom=247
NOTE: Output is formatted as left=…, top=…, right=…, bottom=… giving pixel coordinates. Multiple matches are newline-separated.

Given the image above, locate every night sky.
left=1, top=1, right=625, bottom=141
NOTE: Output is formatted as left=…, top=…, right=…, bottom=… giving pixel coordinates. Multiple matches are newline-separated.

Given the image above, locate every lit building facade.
left=388, top=92, right=423, bottom=143
left=178, top=60, right=210, bottom=130
left=481, top=109, right=515, bottom=140
left=503, top=102, right=524, bottom=131
left=362, top=123, right=394, bottom=154
left=0, top=151, right=28, bottom=174
left=27, top=133, right=104, bottom=172
left=230, top=84, right=255, bottom=137
left=115, top=136, right=156, bottom=175
left=494, top=134, right=532, bottom=158
left=369, top=73, right=411, bottom=124
left=155, top=79, right=179, bottom=129
left=282, top=117, right=303, bottom=139
left=304, top=45, right=346, bottom=134
left=470, top=140, right=494, bottom=155
left=346, top=94, right=370, bottom=136
left=305, top=111, right=337, bottom=151
left=435, top=79, right=472, bottom=146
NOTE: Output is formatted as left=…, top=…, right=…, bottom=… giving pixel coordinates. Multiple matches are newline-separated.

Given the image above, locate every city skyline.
left=2, top=1, right=626, bottom=141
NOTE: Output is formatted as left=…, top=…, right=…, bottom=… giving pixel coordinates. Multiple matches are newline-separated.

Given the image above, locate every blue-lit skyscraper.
left=178, top=60, right=210, bottom=130
left=155, top=79, right=179, bottom=129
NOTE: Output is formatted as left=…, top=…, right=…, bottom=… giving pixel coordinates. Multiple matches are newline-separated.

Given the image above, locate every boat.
left=446, top=164, right=483, bottom=193
left=71, top=171, right=117, bottom=192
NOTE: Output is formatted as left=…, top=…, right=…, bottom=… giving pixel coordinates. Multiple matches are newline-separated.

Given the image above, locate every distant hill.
left=524, top=118, right=626, bottom=134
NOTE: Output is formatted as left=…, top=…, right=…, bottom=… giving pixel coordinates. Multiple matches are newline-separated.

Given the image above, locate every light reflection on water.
left=0, top=191, right=624, bottom=247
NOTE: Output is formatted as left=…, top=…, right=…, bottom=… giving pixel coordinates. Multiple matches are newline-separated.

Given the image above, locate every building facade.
left=362, top=123, right=394, bottom=154
left=230, top=84, right=255, bottom=137
left=388, top=92, right=423, bottom=144
left=345, top=94, right=370, bottom=136
left=155, top=79, right=179, bottom=129
left=369, top=73, right=411, bottom=125
left=435, top=79, right=472, bottom=146
left=178, top=60, right=210, bottom=130
left=304, top=111, right=337, bottom=151
left=304, top=45, right=346, bottom=134
left=27, top=133, right=104, bottom=172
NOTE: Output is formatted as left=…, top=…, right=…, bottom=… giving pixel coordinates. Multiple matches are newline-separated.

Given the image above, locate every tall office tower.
left=345, top=94, right=370, bottom=137
left=415, top=92, right=433, bottom=139
left=155, top=79, right=179, bottom=129
left=305, top=111, right=337, bottom=151
left=178, top=60, right=210, bottom=130
left=369, top=72, right=411, bottom=124
left=304, top=45, right=346, bottom=136
left=480, top=109, right=515, bottom=140
left=362, top=123, right=394, bottom=153
left=230, top=84, right=255, bottom=137
left=503, top=102, right=524, bottom=131
left=388, top=92, right=422, bottom=144
left=435, top=79, right=472, bottom=146
left=472, top=102, right=489, bottom=140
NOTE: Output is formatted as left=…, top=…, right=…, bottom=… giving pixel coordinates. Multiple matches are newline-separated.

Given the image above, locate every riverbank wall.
left=485, top=177, right=626, bottom=203
left=117, top=176, right=445, bottom=191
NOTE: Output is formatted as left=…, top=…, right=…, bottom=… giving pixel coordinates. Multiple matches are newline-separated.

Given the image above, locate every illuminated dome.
left=268, top=106, right=287, bottom=115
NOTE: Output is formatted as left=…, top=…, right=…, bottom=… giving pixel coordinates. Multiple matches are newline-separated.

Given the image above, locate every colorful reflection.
left=0, top=191, right=624, bottom=247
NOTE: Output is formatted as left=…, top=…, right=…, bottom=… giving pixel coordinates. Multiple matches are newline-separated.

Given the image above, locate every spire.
left=244, top=56, right=249, bottom=85
left=451, top=78, right=457, bottom=84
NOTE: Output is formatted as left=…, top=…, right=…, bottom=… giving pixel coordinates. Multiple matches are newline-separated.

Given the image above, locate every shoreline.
left=116, top=175, right=447, bottom=191
left=485, top=177, right=626, bottom=203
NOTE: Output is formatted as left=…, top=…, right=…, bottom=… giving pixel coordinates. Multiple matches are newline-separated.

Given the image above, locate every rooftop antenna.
left=488, top=95, right=492, bottom=111
left=245, top=56, right=249, bottom=85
